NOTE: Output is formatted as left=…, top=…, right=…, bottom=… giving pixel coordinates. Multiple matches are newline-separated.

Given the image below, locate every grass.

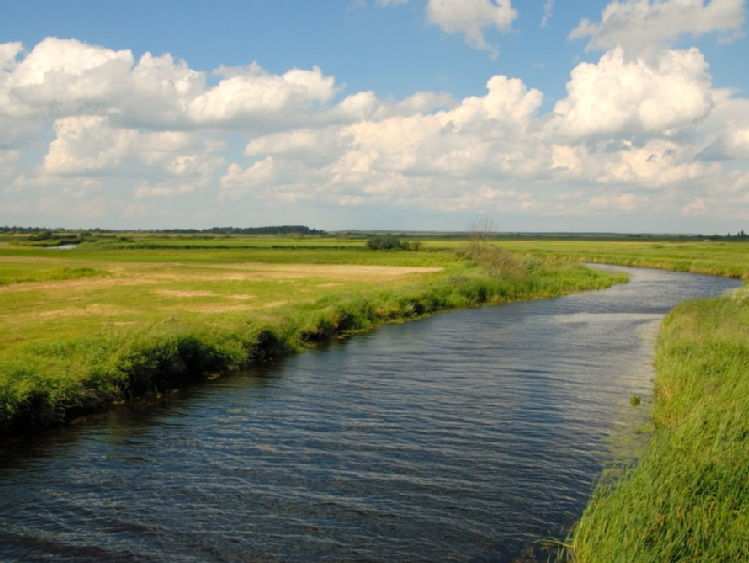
left=501, top=239, right=749, bottom=279
left=0, top=239, right=624, bottom=438
left=569, top=288, right=749, bottom=561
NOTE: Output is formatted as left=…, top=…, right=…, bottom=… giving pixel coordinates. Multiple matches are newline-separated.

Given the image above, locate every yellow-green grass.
left=501, top=239, right=749, bottom=279
left=0, top=242, right=623, bottom=438
left=570, top=289, right=749, bottom=561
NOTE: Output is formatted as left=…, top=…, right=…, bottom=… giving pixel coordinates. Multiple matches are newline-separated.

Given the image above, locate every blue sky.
left=1, top=1, right=748, bottom=233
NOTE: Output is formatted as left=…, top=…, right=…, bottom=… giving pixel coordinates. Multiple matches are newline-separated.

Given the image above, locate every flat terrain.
left=2, top=234, right=748, bottom=560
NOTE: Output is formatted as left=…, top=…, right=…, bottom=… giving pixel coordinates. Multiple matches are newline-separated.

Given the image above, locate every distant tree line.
left=162, top=225, right=327, bottom=235
left=0, top=225, right=326, bottom=236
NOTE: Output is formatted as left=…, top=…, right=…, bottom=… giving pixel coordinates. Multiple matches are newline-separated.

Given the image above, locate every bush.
left=366, top=235, right=406, bottom=250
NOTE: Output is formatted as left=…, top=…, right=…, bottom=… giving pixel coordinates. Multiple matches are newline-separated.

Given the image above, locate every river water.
left=0, top=266, right=742, bottom=562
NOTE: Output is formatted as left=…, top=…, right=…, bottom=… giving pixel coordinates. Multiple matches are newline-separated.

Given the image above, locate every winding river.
left=0, top=266, right=742, bottom=562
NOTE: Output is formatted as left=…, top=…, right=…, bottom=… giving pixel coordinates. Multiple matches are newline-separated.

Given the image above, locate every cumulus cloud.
left=696, top=92, right=749, bottom=160
left=571, top=0, right=746, bottom=56
left=1, top=38, right=341, bottom=133
left=1, top=33, right=748, bottom=230
left=426, top=0, right=517, bottom=58
left=43, top=116, right=138, bottom=175
left=550, top=47, right=712, bottom=137
left=8, top=38, right=134, bottom=115
left=188, top=65, right=338, bottom=126
left=0, top=42, right=21, bottom=71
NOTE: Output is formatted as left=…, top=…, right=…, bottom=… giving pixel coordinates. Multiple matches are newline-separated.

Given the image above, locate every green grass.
left=502, top=239, right=749, bottom=279
left=569, top=289, right=749, bottom=561
left=0, top=239, right=624, bottom=438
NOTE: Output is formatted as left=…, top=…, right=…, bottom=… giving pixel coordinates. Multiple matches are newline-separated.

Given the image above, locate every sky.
left=1, top=0, right=748, bottom=234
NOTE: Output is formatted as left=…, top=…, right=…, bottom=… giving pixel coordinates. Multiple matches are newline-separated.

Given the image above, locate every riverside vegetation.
left=3, top=233, right=749, bottom=560
left=570, top=290, right=749, bottom=561
left=554, top=239, right=749, bottom=561
left=0, top=234, right=624, bottom=439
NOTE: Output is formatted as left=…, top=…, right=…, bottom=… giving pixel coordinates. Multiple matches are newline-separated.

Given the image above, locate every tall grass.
left=569, top=289, right=749, bottom=561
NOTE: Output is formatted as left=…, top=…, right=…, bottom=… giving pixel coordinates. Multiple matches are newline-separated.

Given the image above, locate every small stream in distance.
left=0, top=266, right=742, bottom=562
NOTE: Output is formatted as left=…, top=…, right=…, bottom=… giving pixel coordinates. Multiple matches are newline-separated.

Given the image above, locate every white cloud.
left=188, top=65, right=338, bottom=126
left=0, top=42, right=21, bottom=71
left=120, top=52, right=205, bottom=128
left=444, top=75, right=542, bottom=130
left=696, top=91, right=749, bottom=159
left=8, top=37, right=134, bottom=115
left=551, top=47, right=712, bottom=137
left=571, top=0, right=746, bottom=56
left=44, top=116, right=138, bottom=175
left=426, top=0, right=517, bottom=58
left=597, top=138, right=716, bottom=187
left=220, top=158, right=277, bottom=200
left=1, top=39, right=341, bottom=133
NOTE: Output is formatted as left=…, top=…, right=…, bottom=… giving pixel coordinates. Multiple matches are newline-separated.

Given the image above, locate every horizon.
left=3, top=224, right=746, bottom=239
left=1, top=1, right=748, bottom=234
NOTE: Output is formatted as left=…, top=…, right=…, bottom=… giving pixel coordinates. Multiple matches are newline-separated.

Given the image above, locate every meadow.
left=0, top=235, right=623, bottom=438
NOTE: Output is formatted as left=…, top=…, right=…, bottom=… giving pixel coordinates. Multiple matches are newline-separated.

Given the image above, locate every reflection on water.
left=0, top=267, right=741, bottom=562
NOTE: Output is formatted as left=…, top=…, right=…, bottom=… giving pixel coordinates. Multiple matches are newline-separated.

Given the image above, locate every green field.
left=0, top=237, right=624, bottom=439
left=499, top=239, right=749, bottom=279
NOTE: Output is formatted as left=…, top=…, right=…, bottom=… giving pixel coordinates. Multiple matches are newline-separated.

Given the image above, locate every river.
left=0, top=266, right=742, bottom=562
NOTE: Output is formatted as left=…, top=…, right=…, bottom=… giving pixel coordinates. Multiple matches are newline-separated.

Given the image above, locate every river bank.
left=569, top=285, right=749, bottom=560
left=531, top=241, right=749, bottom=560
left=0, top=244, right=625, bottom=440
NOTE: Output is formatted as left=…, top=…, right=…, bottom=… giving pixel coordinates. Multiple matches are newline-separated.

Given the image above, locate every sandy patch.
left=0, top=263, right=442, bottom=293
left=155, top=289, right=219, bottom=298
left=163, top=304, right=259, bottom=313
left=36, top=303, right=133, bottom=318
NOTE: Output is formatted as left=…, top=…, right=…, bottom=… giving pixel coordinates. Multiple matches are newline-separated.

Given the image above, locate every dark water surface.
left=0, top=266, right=741, bottom=562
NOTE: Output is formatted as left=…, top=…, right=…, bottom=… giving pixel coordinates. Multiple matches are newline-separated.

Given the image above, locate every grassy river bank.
left=540, top=239, right=749, bottom=561
left=0, top=237, right=623, bottom=439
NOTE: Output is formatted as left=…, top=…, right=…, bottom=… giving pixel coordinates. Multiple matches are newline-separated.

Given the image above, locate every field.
left=501, top=239, right=749, bottom=279
left=0, top=235, right=624, bottom=439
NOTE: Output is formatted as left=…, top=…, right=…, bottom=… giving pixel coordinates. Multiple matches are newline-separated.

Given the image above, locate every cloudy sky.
left=1, top=0, right=748, bottom=233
